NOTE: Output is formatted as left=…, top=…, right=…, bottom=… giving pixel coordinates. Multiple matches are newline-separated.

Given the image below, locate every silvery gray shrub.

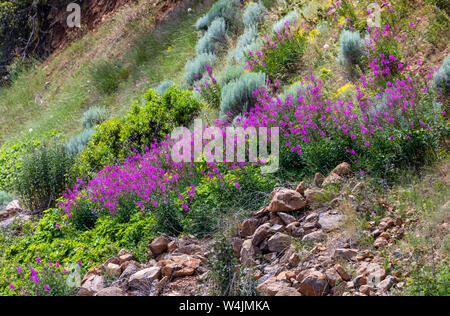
left=184, top=53, right=216, bottom=85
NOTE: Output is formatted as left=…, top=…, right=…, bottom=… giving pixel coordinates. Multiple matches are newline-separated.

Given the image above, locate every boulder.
left=240, top=239, right=259, bottom=265
left=299, top=271, right=329, bottom=296
left=331, top=162, right=352, bottom=176
left=314, top=173, right=325, bottom=187
left=120, top=263, right=140, bottom=280
left=128, top=267, right=161, bottom=290
left=78, top=275, right=105, bottom=296
left=149, top=235, right=171, bottom=255
left=231, top=237, right=243, bottom=257
left=332, top=248, right=358, bottom=261
left=304, top=188, right=326, bottom=205
left=240, top=218, right=259, bottom=237
left=377, top=275, right=396, bottom=293
left=302, top=230, right=325, bottom=242
left=267, top=188, right=306, bottom=213
left=296, top=182, right=306, bottom=196
left=105, top=263, right=121, bottom=278
left=275, top=287, right=302, bottom=296
left=268, top=233, right=291, bottom=253
left=325, top=268, right=342, bottom=287
left=318, top=213, right=345, bottom=231
left=277, top=212, right=296, bottom=225
left=95, top=287, right=127, bottom=296
left=322, top=173, right=344, bottom=186
left=252, top=223, right=272, bottom=246
left=334, top=264, right=352, bottom=281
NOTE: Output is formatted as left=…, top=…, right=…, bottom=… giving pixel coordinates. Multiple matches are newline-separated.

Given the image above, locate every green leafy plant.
left=89, top=60, right=129, bottom=95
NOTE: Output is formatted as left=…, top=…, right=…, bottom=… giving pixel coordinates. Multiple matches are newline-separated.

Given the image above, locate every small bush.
left=195, top=0, right=240, bottom=30
left=89, top=60, right=129, bottom=95
left=196, top=32, right=217, bottom=54
left=219, top=65, right=244, bottom=86
left=243, top=2, right=266, bottom=28
left=228, top=26, right=261, bottom=65
left=72, top=86, right=201, bottom=180
left=207, top=17, right=227, bottom=44
left=15, top=142, right=75, bottom=213
left=407, top=263, right=449, bottom=296
left=64, top=128, right=95, bottom=156
left=0, top=191, right=13, bottom=209
left=272, top=10, right=299, bottom=33
left=81, top=107, right=109, bottom=130
left=184, top=53, right=217, bottom=85
left=156, top=79, right=174, bottom=95
left=339, top=30, right=366, bottom=66
left=71, top=198, right=98, bottom=231
left=433, top=55, right=450, bottom=95
left=278, top=82, right=309, bottom=102
left=220, top=72, right=267, bottom=118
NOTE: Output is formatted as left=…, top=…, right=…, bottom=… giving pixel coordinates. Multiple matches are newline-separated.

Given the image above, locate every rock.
left=241, top=239, right=260, bottom=265
left=95, top=287, right=126, bottom=296
left=119, top=253, right=134, bottom=264
left=331, top=162, right=352, bottom=176
left=332, top=248, right=358, bottom=261
left=302, top=230, right=325, bottom=242
left=373, top=236, right=388, bottom=248
left=128, top=267, right=161, bottom=290
left=353, top=275, right=367, bottom=288
left=231, top=237, right=243, bottom=257
left=325, top=268, right=342, bottom=287
left=78, top=275, right=105, bottom=296
left=120, top=263, right=140, bottom=280
left=275, top=287, right=302, bottom=296
left=314, top=173, right=325, bottom=187
left=267, top=188, right=306, bottom=213
left=277, top=212, right=296, bottom=225
left=303, top=221, right=318, bottom=231
left=105, top=263, right=121, bottom=278
left=268, top=233, right=291, bottom=253
left=289, top=253, right=300, bottom=267
left=322, top=173, right=344, bottom=186
left=149, top=235, right=170, bottom=255
left=299, top=271, right=329, bottom=296
left=359, top=284, right=371, bottom=295
left=296, top=182, right=306, bottom=196
left=0, top=200, right=21, bottom=220
left=379, top=217, right=395, bottom=231
left=377, top=275, right=396, bottom=293
left=305, top=213, right=319, bottom=223
left=257, top=280, right=287, bottom=296
left=276, top=270, right=296, bottom=282
left=269, top=224, right=285, bottom=233
left=287, top=224, right=304, bottom=238
left=240, top=218, right=259, bottom=237
left=357, top=262, right=386, bottom=284
left=304, top=188, right=326, bottom=205
left=318, top=213, right=345, bottom=231
left=252, top=223, right=272, bottom=246
left=334, top=264, right=352, bottom=281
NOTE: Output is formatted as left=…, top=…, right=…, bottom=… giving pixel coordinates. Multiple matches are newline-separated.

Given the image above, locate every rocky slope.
left=77, top=162, right=420, bottom=296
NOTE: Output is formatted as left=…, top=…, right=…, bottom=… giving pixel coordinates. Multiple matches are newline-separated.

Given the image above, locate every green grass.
left=0, top=1, right=208, bottom=144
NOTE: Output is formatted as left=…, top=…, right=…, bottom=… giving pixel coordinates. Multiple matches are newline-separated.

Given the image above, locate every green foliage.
left=88, top=60, right=129, bottom=95
left=71, top=198, right=99, bottom=231
left=196, top=78, right=222, bottom=109
left=181, top=166, right=276, bottom=237
left=72, top=86, right=201, bottom=180
left=0, top=190, right=12, bottom=208
left=15, top=141, right=75, bottom=213
left=433, top=55, right=450, bottom=95
left=220, top=72, right=267, bottom=118
left=243, top=2, right=266, bottom=28
left=0, top=131, right=56, bottom=192
left=406, top=263, right=449, bottom=296
left=251, top=31, right=306, bottom=83
left=339, top=30, right=366, bottom=67
left=184, top=53, right=217, bottom=85
left=279, top=82, right=309, bottom=102
left=228, top=28, right=262, bottom=64
left=209, top=236, right=257, bottom=296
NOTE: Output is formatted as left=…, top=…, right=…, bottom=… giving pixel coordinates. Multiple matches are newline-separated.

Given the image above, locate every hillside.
left=0, top=0, right=449, bottom=299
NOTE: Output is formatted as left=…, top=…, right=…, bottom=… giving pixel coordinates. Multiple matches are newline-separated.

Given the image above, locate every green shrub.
left=72, top=86, right=201, bottom=180
left=0, top=191, right=13, bottom=208
left=89, top=60, right=129, bottom=95
left=250, top=30, right=306, bottom=83
left=184, top=53, right=217, bottom=85
left=220, top=72, right=267, bottom=118
left=407, top=263, right=449, bottom=296
left=0, top=131, right=56, bottom=192
left=209, top=236, right=257, bottom=296
left=71, top=198, right=99, bottom=231
left=279, top=82, right=309, bottom=102
left=15, top=141, right=75, bottom=213
left=433, top=55, right=450, bottom=95
left=339, top=30, right=367, bottom=67
left=196, top=32, right=217, bottom=54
